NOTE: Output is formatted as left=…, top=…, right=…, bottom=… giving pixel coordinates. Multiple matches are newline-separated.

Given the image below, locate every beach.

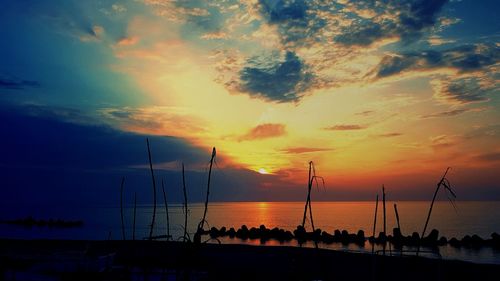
left=2, top=238, right=500, bottom=281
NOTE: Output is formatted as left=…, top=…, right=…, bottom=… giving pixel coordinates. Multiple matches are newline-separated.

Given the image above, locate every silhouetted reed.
left=146, top=138, right=158, bottom=240
left=181, top=163, right=190, bottom=242
left=161, top=179, right=171, bottom=241
left=133, top=192, right=137, bottom=241
left=394, top=203, right=401, bottom=231
left=371, top=194, right=379, bottom=253
left=195, top=147, right=216, bottom=244
left=120, top=177, right=126, bottom=240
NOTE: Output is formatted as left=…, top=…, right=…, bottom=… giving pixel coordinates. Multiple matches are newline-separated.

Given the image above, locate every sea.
left=1, top=201, right=499, bottom=264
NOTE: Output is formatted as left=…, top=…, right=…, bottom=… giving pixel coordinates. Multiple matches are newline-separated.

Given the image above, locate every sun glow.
left=258, top=168, right=269, bottom=175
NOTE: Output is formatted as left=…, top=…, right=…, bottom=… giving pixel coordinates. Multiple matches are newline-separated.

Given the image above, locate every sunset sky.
left=1, top=0, right=499, bottom=204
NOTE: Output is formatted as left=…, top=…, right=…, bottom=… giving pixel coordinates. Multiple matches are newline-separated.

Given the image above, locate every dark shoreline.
left=1, top=239, right=499, bottom=281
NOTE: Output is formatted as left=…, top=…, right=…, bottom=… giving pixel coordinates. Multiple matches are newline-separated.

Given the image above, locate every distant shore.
left=1, top=238, right=499, bottom=281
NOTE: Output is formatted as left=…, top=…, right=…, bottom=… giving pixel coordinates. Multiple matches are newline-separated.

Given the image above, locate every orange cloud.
left=117, top=36, right=139, bottom=46
left=238, top=123, right=286, bottom=141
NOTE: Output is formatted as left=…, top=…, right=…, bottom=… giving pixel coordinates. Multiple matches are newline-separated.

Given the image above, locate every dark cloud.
left=239, top=123, right=287, bottom=141
left=0, top=77, right=40, bottom=90
left=435, top=77, right=492, bottom=104
left=0, top=107, right=206, bottom=170
left=0, top=107, right=306, bottom=206
left=335, top=0, right=449, bottom=46
left=421, top=108, right=469, bottom=119
left=239, top=51, right=313, bottom=102
left=280, top=147, right=332, bottom=154
left=324, top=124, right=367, bottom=131
left=372, top=44, right=500, bottom=79
left=335, top=23, right=388, bottom=47
left=258, top=0, right=325, bottom=46
left=259, top=0, right=307, bottom=23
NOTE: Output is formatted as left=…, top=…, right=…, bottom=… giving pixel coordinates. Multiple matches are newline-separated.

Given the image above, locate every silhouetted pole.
left=133, top=192, right=137, bottom=241
left=120, top=177, right=126, bottom=240
left=200, top=147, right=216, bottom=230
left=161, top=179, right=170, bottom=240
left=146, top=138, right=158, bottom=240
left=418, top=167, right=451, bottom=255
left=382, top=185, right=387, bottom=255
left=182, top=163, right=188, bottom=241
left=394, top=203, right=401, bottom=230
left=382, top=185, right=386, bottom=235
left=372, top=194, right=379, bottom=254
left=301, top=161, right=313, bottom=228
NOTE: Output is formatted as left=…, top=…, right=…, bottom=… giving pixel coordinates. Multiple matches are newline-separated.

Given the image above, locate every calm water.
left=1, top=201, right=499, bottom=264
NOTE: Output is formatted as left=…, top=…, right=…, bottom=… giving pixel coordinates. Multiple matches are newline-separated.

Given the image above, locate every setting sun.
left=258, top=168, right=269, bottom=175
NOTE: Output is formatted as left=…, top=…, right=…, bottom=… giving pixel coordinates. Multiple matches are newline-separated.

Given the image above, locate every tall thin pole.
left=302, top=162, right=313, bottom=227
left=382, top=185, right=386, bottom=236
left=147, top=138, right=157, bottom=240
left=182, top=163, right=188, bottom=241
left=418, top=167, right=450, bottom=255
left=133, top=192, right=137, bottom=241
left=161, top=179, right=170, bottom=240
left=372, top=194, right=379, bottom=254
left=394, top=203, right=401, bottom=230
left=382, top=185, right=387, bottom=255
left=421, top=167, right=450, bottom=240
left=120, top=177, right=126, bottom=240
left=200, top=147, right=216, bottom=230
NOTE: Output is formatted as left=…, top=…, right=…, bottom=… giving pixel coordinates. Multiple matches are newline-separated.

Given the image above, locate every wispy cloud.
left=430, top=134, right=458, bottom=149
left=355, top=110, right=375, bottom=116
left=280, top=147, right=332, bottom=154
left=0, top=77, right=40, bottom=90
left=324, top=124, right=367, bottom=131
left=376, top=132, right=403, bottom=138
left=432, top=77, right=493, bottom=105
left=116, top=36, right=139, bottom=46
left=371, top=44, right=499, bottom=80
left=420, top=107, right=488, bottom=118
left=473, top=152, right=500, bottom=163
left=335, top=0, right=449, bottom=46
left=238, top=123, right=287, bottom=141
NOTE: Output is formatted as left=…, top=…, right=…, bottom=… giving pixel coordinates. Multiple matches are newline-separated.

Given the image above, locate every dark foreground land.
left=1, top=239, right=499, bottom=281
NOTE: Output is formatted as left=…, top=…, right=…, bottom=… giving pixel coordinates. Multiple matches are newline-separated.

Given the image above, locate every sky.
left=0, top=0, right=499, bottom=205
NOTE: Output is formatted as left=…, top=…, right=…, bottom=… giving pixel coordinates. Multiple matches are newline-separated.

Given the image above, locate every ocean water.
left=1, top=201, right=499, bottom=264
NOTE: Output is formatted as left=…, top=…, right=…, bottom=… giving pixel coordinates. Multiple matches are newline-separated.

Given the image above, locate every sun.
left=258, top=168, right=268, bottom=175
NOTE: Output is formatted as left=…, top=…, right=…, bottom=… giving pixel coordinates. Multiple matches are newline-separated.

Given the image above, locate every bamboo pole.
left=161, top=179, right=170, bottom=240
left=418, top=167, right=450, bottom=255
left=382, top=185, right=386, bottom=235
left=182, top=163, right=188, bottom=241
left=372, top=194, right=379, bottom=254
left=133, top=192, right=137, bottom=241
left=146, top=138, right=157, bottom=240
left=394, top=203, right=401, bottom=230
left=200, top=147, right=216, bottom=231
left=120, top=177, right=126, bottom=240
left=301, top=162, right=313, bottom=228
left=382, top=185, right=387, bottom=255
